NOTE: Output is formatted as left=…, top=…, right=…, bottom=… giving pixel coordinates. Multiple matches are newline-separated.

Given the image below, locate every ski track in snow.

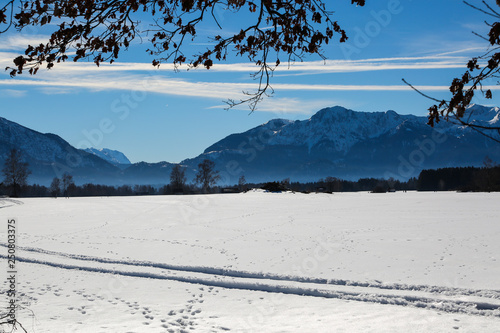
left=0, top=198, right=24, bottom=208
left=1, top=243, right=500, bottom=319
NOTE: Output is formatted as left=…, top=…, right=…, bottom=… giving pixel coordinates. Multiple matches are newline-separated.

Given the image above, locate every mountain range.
left=84, top=148, right=131, bottom=167
left=1, top=104, right=499, bottom=186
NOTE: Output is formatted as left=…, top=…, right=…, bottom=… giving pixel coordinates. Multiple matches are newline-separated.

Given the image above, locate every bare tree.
left=1, top=149, right=30, bottom=197
left=238, top=175, right=247, bottom=192
left=170, top=164, right=187, bottom=193
left=195, top=159, right=220, bottom=193
left=0, top=0, right=365, bottom=110
left=325, top=176, right=342, bottom=192
left=49, top=177, right=61, bottom=198
left=61, top=172, right=74, bottom=197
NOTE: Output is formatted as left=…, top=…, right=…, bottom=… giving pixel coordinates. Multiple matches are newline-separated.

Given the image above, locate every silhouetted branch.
left=1, top=0, right=365, bottom=111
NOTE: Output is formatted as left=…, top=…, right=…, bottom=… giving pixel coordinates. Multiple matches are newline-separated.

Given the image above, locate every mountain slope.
left=182, top=105, right=500, bottom=183
left=84, top=148, right=131, bottom=167
left=0, top=117, right=121, bottom=185
left=120, top=161, right=176, bottom=185
left=2, top=104, right=499, bottom=187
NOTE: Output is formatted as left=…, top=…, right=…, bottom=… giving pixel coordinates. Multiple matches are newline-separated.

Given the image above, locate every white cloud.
left=401, top=36, right=487, bottom=59
left=2, top=71, right=499, bottom=114
left=207, top=98, right=350, bottom=115
left=432, top=47, right=486, bottom=57
left=0, top=35, right=52, bottom=51
left=272, top=84, right=449, bottom=92
left=0, top=75, right=252, bottom=100
left=37, top=87, right=75, bottom=95
left=189, top=56, right=471, bottom=75
left=0, top=50, right=472, bottom=76
left=0, top=45, right=492, bottom=115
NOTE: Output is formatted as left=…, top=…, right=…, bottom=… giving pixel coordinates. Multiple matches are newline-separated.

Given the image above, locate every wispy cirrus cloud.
left=0, top=50, right=495, bottom=96
left=401, top=36, right=487, bottom=58
left=37, top=86, right=76, bottom=95
left=0, top=50, right=472, bottom=76
left=2, top=73, right=497, bottom=99
left=0, top=69, right=343, bottom=114
left=0, top=75, right=251, bottom=99
left=0, top=35, right=52, bottom=52
left=0, top=43, right=489, bottom=114
left=207, top=98, right=354, bottom=115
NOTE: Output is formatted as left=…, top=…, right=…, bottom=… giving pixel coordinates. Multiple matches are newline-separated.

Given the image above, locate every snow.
left=439, top=104, right=500, bottom=136
left=264, top=106, right=418, bottom=151
left=0, top=117, right=117, bottom=172
left=84, top=148, right=131, bottom=165
left=251, top=105, right=500, bottom=152
left=1, top=191, right=499, bottom=332
left=0, top=117, right=66, bottom=161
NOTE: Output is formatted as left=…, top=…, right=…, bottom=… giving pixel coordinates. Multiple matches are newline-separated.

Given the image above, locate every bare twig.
left=1, top=0, right=357, bottom=111
left=0, top=0, right=14, bottom=34
left=402, top=79, right=446, bottom=104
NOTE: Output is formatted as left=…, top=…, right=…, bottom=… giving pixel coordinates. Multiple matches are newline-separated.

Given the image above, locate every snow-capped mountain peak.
left=84, top=148, right=131, bottom=166
left=261, top=118, right=293, bottom=131
left=267, top=106, right=414, bottom=152
left=464, top=104, right=500, bottom=125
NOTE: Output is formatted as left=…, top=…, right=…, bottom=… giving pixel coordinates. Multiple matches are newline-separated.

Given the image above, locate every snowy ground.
left=0, top=191, right=499, bottom=332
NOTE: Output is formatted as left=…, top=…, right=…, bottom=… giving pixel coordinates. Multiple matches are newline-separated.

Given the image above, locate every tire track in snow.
left=1, top=243, right=499, bottom=301
left=1, top=251, right=500, bottom=318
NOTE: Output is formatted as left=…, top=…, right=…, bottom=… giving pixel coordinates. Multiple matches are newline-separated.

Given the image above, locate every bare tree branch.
left=403, top=1, right=500, bottom=142
left=1, top=0, right=365, bottom=111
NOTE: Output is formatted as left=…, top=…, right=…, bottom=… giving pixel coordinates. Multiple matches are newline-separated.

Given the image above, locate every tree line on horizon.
left=417, top=165, right=500, bottom=192
left=2, top=1, right=500, bottom=198
left=0, top=150, right=224, bottom=197
left=2, top=148, right=500, bottom=197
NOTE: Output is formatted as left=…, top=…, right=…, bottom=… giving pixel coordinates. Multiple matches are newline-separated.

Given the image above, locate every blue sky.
left=1, top=0, right=499, bottom=163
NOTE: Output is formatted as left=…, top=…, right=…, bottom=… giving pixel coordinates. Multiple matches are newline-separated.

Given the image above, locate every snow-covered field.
left=1, top=191, right=499, bottom=332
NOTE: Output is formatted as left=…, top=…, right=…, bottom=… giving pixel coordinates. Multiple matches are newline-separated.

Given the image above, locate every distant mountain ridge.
left=184, top=104, right=500, bottom=183
left=203, top=105, right=500, bottom=154
left=0, top=117, right=121, bottom=185
left=84, top=148, right=131, bottom=166
left=1, top=104, right=499, bottom=186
